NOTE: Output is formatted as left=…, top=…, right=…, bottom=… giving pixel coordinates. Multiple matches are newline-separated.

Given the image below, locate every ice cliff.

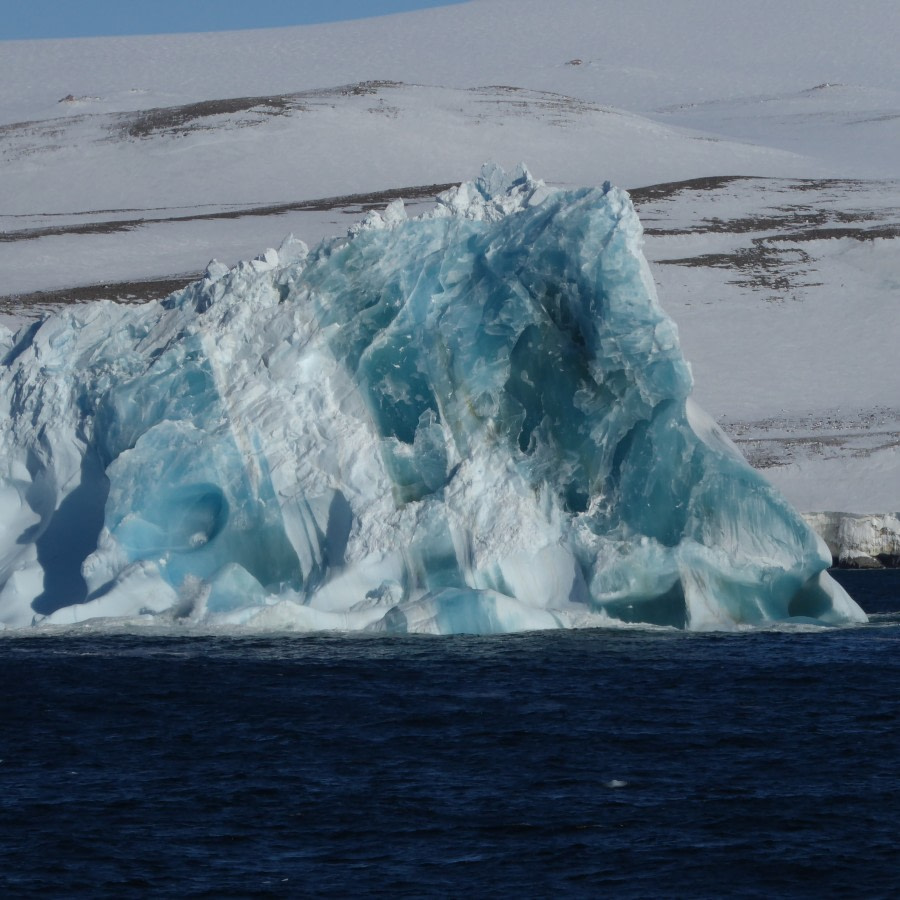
left=0, top=165, right=866, bottom=632
left=804, top=512, right=900, bottom=569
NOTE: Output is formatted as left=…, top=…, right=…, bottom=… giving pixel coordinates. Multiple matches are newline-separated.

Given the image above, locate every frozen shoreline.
left=804, top=512, right=900, bottom=569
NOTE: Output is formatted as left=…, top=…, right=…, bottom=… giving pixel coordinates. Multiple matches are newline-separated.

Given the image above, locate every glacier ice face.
left=0, top=165, right=866, bottom=632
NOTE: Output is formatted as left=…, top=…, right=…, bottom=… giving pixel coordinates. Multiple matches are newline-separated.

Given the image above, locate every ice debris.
left=0, top=164, right=866, bottom=632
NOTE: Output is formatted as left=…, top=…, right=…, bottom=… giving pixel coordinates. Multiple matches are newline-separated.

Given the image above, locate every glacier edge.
left=0, top=164, right=866, bottom=632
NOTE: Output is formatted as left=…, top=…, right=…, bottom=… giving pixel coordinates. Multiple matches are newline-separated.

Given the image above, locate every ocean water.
left=2, top=569, right=899, bottom=898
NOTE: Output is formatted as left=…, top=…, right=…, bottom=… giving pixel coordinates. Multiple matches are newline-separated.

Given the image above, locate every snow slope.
left=2, top=0, right=898, bottom=167
left=1, top=0, right=898, bottom=518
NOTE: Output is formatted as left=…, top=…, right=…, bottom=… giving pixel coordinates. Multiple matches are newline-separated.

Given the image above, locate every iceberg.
left=0, top=165, right=866, bottom=632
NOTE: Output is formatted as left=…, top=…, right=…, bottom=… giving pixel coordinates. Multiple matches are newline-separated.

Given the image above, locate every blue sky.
left=0, top=1, right=469, bottom=40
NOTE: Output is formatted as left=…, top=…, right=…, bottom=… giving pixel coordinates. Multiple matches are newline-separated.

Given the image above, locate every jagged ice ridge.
left=0, top=165, right=866, bottom=632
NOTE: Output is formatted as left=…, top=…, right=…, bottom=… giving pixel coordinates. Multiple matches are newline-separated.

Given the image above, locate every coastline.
left=804, top=512, right=900, bottom=569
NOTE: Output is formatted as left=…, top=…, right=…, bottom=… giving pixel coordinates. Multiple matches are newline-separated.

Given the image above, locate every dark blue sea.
left=2, top=569, right=899, bottom=898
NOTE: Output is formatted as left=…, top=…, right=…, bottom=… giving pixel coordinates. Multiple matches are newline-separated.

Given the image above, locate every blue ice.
left=0, top=165, right=866, bottom=631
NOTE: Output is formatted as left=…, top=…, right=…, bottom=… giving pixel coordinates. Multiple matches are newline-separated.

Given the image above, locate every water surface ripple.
left=1, top=569, right=898, bottom=897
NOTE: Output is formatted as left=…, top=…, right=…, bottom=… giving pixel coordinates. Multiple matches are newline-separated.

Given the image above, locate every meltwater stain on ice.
left=0, top=165, right=866, bottom=632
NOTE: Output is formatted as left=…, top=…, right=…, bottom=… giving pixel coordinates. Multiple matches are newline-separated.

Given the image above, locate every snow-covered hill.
left=2, top=0, right=898, bottom=167
left=1, top=0, right=898, bottom=522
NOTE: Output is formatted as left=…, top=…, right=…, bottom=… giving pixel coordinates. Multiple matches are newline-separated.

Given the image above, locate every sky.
left=0, top=0, right=469, bottom=41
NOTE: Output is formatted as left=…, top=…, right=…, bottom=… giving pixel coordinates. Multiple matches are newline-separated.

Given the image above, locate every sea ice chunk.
left=0, top=165, right=866, bottom=631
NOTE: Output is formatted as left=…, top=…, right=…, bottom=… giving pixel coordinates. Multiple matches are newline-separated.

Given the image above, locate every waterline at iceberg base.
left=0, top=166, right=866, bottom=632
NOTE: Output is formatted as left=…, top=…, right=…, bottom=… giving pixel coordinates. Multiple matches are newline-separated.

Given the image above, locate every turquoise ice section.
left=0, top=167, right=865, bottom=631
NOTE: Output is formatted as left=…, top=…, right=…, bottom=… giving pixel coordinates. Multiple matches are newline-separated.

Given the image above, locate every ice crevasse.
left=0, top=165, right=866, bottom=632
